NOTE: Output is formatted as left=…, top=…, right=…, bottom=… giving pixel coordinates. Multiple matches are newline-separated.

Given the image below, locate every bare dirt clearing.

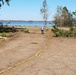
left=0, top=27, right=76, bottom=75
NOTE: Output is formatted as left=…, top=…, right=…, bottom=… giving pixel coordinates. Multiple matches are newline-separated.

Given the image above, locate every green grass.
left=21, top=28, right=29, bottom=33
left=0, top=32, right=14, bottom=37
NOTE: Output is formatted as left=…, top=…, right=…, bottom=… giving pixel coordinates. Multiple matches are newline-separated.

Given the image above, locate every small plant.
left=0, top=32, right=14, bottom=37
left=0, top=33, right=6, bottom=37
left=21, top=28, right=29, bottom=33
left=31, top=42, right=38, bottom=44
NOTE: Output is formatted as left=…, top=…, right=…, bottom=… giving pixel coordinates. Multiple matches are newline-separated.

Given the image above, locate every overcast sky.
left=0, top=0, right=76, bottom=21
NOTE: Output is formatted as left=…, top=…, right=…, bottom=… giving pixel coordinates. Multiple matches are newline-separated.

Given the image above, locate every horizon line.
left=0, top=20, right=53, bottom=22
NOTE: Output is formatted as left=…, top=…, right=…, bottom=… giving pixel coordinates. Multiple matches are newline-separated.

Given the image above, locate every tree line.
left=54, top=6, right=76, bottom=27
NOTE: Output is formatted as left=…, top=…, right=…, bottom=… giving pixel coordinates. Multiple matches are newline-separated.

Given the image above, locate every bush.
left=0, top=25, right=17, bottom=33
left=0, top=33, right=6, bottom=37
left=21, top=28, right=29, bottom=33
left=51, top=26, right=76, bottom=37
left=0, top=32, right=14, bottom=37
left=51, top=26, right=64, bottom=37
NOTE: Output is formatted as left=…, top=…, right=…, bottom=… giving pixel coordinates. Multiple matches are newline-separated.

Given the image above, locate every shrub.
left=51, top=26, right=64, bottom=37
left=21, top=28, right=29, bottom=33
left=31, top=42, right=38, bottom=44
left=51, top=26, right=76, bottom=37
left=0, top=32, right=15, bottom=37
left=0, top=33, right=6, bottom=37
left=0, top=25, right=17, bottom=33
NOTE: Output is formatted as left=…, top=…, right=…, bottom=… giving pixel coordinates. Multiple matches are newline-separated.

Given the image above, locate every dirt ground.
left=0, top=27, right=76, bottom=75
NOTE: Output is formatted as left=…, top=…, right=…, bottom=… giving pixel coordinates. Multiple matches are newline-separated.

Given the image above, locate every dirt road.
left=0, top=27, right=76, bottom=75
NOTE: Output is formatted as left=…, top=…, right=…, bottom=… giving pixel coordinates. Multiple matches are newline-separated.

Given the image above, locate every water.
left=0, top=21, right=54, bottom=27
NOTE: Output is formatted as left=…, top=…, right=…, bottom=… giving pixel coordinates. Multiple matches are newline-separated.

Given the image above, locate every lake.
left=1, top=21, right=54, bottom=27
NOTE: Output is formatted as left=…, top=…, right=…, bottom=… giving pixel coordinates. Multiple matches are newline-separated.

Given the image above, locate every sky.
left=0, top=0, right=76, bottom=21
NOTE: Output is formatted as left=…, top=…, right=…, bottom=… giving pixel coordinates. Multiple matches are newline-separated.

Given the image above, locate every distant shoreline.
left=0, top=20, right=53, bottom=22
left=0, top=21, right=54, bottom=27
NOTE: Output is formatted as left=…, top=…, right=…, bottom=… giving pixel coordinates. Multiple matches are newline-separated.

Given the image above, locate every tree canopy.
left=0, top=0, right=10, bottom=8
left=54, top=6, right=73, bottom=27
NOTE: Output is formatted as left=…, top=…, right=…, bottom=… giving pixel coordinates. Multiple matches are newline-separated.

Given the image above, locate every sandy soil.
left=0, top=27, right=76, bottom=75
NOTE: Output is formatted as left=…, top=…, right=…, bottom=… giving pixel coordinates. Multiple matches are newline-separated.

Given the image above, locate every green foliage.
left=21, top=28, right=29, bottom=33
left=0, top=32, right=6, bottom=37
left=73, top=11, right=76, bottom=16
left=54, top=6, right=73, bottom=27
left=52, top=26, right=76, bottom=37
left=0, top=32, right=14, bottom=37
left=69, top=27, right=73, bottom=31
left=51, top=26, right=64, bottom=37
left=0, top=24, right=17, bottom=33
left=0, top=0, right=10, bottom=8
left=5, top=0, right=10, bottom=5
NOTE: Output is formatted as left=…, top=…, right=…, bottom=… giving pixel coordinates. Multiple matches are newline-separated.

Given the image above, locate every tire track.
left=0, top=31, right=53, bottom=75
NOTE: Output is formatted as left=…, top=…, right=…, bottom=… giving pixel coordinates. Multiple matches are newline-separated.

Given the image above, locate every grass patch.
left=0, top=32, right=14, bottom=37
left=31, top=42, right=39, bottom=44
left=21, top=28, right=29, bottom=33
